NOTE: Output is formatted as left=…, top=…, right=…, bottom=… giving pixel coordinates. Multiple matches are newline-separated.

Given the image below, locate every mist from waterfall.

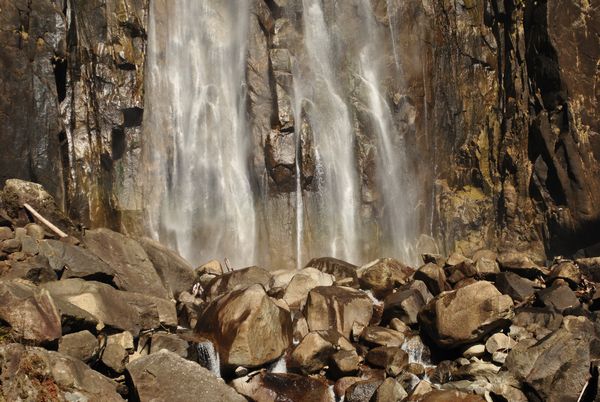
left=144, top=0, right=422, bottom=268
left=144, top=0, right=256, bottom=266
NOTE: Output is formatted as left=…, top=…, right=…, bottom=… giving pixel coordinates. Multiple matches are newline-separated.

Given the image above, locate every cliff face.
left=425, top=0, right=600, bottom=260
left=0, top=0, right=598, bottom=262
left=0, top=0, right=148, bottom=233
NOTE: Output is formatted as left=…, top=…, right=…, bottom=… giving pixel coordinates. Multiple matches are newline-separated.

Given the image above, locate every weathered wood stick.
left=23, top=202, right=68, bottom=238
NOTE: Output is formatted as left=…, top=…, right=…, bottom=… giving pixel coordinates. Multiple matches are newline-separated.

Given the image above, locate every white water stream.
left=144, top=0, right=422, bottom=268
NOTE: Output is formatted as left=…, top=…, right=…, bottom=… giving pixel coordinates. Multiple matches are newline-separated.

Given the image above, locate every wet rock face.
left=430, top=0, right=600, bottom=258
left=0, top=1, right=66, bottom=203
left=0, top=0, right=148, bottom=233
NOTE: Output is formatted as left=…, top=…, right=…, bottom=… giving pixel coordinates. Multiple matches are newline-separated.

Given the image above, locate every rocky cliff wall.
left=0, top=0, right=148, bottom=233
left=0, top=0, right=598, bottom=262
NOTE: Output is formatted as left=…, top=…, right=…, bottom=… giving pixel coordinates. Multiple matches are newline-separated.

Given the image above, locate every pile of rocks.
left=1, top=179, right=600, bottom=402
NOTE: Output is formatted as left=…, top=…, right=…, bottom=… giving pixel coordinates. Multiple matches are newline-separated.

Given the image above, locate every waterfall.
left=293, top=0, right=361, bottom=264
left=195, top=340, right=221, bottom=377
left=144, top=0, right=425, bottom=268
left=144, top=0, right=256, bottom=266
left=354, top=0, right=418, bottom=264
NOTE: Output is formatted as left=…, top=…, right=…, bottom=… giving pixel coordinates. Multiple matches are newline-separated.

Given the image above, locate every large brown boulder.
left=282, top=267, right=335, bottom=308
left=304, top=286, right=373, bottom=338
left=205, top=266, right=272, bottom=301
left=418, top=281, right=514, bottom=348
left=0, top=344, right=123, bottom=401
left=84, top=228, right=169, bottom=299
left=195, top=284, right=292, bottom=368
left=358, top=258, right=414, bottom=296
left=127, top=351, right=245, bottom=402
left=0, top=280, right=61, bottom=343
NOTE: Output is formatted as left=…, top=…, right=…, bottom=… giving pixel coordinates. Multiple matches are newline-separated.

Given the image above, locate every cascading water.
left=195, top=340, right=221, bottom=377
left=144, top=0, right=425, bottom=268
left=292, top=0, right=361, bottom=264
left=144, top=0, right=256, bottom=266
left=354, top=0, right=418, bottom=263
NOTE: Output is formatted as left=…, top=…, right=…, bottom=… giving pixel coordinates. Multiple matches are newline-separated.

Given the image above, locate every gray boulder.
left=39, top=239, right=115, bottom=282
left=84, top=228, right=169, bottom=299
left=127, top=351, right=245, bottom=402
left=42, top=278, right=176, bottom=335
left=138, top=237, right=195, bottom=298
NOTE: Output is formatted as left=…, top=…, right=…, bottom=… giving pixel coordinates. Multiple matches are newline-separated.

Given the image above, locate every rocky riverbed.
left=1, top=178, right=599, bottom=401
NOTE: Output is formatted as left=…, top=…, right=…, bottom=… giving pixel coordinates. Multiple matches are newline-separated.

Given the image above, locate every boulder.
left=25, top=223, right=45, bottom=240
left=494, top=272, right=536, bottom=302
left=1, top=179, right=77, bottom=235
left=419, top=390, right=486, bottom=401
left=38, top=239, right=115, bottom=282
left=0, top=280, right=61, bottom=343
left=282, top=267, right=335, bottom=308
left=577, top=257, right=600, bottom=282
left=345, top=379, right=383, bottom=402
left=42, top=279, right=176, bottom=335
left=127, top=351, right=245, bottom=402
left=305, top=257, right=359, bottom=285
left=366, top=346, right=409, bottom=376
left=474, top=258, right=500, bottom=277
left=232, top=372, right=330, bottom=402
left=102, top=343, right=128, bottom=373
left=506, top=316, right=598, bottom=402
left=0, top=343, right=123, bottom=401
left=304, top=286, right=373, bottom=338
left=548, top=260, right=581, bottom=287
left=331, top=349, right=361, bottom=375
left=150, top=333, right=189, bottom=358
left=418, top=281, right=514, bottom=348
left=205, top=266, right=272, bottom=301
left=485, top=333, right=516, bottom=354
left=358, top=258, right=414, bottom=296
left=107, top=331, right=134, bottom=351
left=497, top=252, right=549, bottom=278
left=196, top=260, right=223, bottom=276
left=512, top=306, right=563, bottom=338
left=446, top=261, right=478, bottom=285
left=58, top=330, right=98, bottom=362
left=84, top=228, right=169, bottom=299
left=383, top=288, right=428, bottom=325
left=373, top=378, right=408, bottom=402
left=138, top=237, right=195, bottom=298
left=290, top=331, right=335, bottom=373
left=1, top=255, right=56, bottom=284
left=413, top=263, right=450, bottom=295
left=195, top=284, right=292, bottom=368
left=536, top=283, right=580, bottom=313
left=1, top=238, right=20, bottom=253
left=0, top=227, right=13, bottom=240
left=360, top=326, right=405, bottom=347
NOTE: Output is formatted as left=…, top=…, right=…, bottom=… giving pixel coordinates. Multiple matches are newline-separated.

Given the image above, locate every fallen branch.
left=23, top=203, right=68, bottom=238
